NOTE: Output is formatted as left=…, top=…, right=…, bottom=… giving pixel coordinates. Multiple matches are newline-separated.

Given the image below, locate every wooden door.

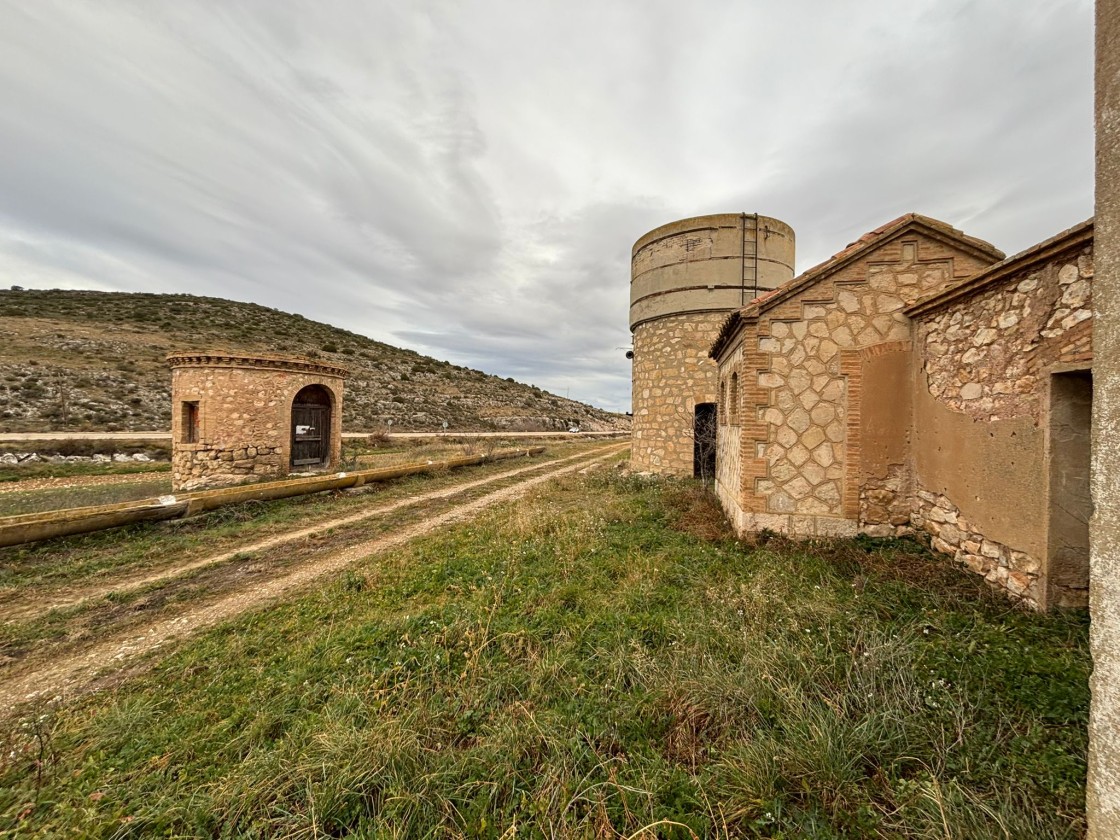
left=291, top=387, right=331, bottom=468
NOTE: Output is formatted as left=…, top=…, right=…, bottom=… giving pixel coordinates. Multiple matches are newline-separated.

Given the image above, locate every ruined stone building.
left=631, top=213, right=1094, bottom=610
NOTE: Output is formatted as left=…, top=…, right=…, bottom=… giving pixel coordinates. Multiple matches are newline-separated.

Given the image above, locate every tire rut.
left=1, top=446, right=613, bottom=623
left=0, top=444, right=627, bottom=714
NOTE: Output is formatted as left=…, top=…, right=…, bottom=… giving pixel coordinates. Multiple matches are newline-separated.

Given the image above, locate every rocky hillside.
left=0, top=290, right=630, bottom=433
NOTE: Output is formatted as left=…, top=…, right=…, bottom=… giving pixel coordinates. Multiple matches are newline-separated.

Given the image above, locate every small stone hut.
left=707, top=214, right=1094, bottom=609
left=168, top=351, right=349, bottom=492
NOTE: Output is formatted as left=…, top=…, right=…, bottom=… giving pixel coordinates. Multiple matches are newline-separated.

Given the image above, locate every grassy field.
left=0, top=471, right=1089, bottom=838
left=0, top=438, right=526, bottom=517
left=0, top=442, right=600, bottom=597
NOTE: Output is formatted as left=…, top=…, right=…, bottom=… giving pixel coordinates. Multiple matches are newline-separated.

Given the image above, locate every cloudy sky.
left=0, top=1, right=1094, bottom=412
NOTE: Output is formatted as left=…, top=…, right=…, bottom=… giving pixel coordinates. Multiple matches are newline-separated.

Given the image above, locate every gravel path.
left=0, top=444, right=627, bottom=714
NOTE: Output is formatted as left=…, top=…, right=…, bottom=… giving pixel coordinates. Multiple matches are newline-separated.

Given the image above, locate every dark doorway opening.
left=1048, top=370, right=1092, bottom=607
left=291, top=385, right=332, bottom=469
left=694, top=402, right=717, bottom=481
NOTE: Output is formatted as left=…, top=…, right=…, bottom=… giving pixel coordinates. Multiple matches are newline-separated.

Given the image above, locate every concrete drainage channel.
left=0, top=447, right=546, bottom=548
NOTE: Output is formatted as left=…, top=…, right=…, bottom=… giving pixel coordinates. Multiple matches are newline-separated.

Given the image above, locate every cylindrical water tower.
left=629, top=213, right=795, bottom=475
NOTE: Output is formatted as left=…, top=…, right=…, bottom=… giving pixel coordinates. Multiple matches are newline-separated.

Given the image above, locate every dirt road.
left=0, top=430, right=628, bottom=442
left=0, top=443, right=628, bottom=714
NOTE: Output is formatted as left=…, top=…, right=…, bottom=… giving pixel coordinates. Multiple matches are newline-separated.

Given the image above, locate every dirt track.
left=0, top=443, right=627, bottom=714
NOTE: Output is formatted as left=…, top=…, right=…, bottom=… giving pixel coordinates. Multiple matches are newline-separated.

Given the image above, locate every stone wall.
left=918, top=241, right=1093, bottom=420
left=715, top=343, right=743, bottom=526
left=728, top=231, right=994, bottom=536
left=707, top=214, right=1096, bottom=611
left=630, top=312, right=724, bottom=474
left=860, top=465, right=911, bottom=537
left=169, top=353, right=348, bottom=492
left=908, top=223, right=1093, bottom=608
left=913, top=485, right=1043, bottom=607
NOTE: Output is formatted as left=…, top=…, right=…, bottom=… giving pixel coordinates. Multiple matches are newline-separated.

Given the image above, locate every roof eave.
left=754, top=217, right=1004, bottom=318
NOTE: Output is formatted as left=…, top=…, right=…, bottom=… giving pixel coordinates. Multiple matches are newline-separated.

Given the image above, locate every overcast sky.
left=0, top=1, right=1094, bottom=412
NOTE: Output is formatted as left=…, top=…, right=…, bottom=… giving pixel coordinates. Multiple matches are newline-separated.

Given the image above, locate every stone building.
left=168, top=351, right=349, bottom=491
left=629, top=214, right=795, bottom=476
left=704, top=214, right=1093, bottom=609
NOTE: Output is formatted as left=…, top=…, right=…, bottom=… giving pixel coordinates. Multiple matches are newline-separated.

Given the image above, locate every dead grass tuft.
left=665, top=483, right=734, bottom=542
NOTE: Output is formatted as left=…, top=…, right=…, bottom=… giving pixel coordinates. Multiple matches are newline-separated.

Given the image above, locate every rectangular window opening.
left=182, top=401, right=199, bottom=444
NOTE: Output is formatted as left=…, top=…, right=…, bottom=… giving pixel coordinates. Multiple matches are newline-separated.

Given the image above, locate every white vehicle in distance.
left=568, top=426, right=581, bottom=433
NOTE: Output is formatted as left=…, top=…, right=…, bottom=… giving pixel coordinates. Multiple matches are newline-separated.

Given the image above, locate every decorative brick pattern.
left=714, top=222, right=998, bottom=538
left=706, top=215, right=1097, bottom=611
left=737, top=238, right=974, bottom=526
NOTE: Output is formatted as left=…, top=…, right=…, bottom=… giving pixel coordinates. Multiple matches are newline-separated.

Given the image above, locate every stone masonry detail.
left=919, top=245, right=1093, bottom=420
left=914, top=486, right=1043, bottom=608
left=748, top=241, right=963, bottom=523
left=860, top=464, right=912, bottom=537
left=631, top=312, right=725, bottom=474
left=169, top=353, right=348, bottom=492
left=703, top=214, right=1095, bottom=612
left=715, top=343, right=743, bottom=507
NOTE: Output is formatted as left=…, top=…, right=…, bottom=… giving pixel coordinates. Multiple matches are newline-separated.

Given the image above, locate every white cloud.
left=0, top=0, right=1094, bottom=412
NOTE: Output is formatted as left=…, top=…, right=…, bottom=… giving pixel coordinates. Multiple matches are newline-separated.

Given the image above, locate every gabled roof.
left=904, top=218, right=1093, bottom=319
left=710, top=214, right=1004, bottom=359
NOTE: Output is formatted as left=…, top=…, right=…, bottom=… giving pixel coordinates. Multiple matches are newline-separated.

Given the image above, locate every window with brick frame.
left=730, top=372, right=740, bottom=425
left=719, top=380, right=727, bottom=424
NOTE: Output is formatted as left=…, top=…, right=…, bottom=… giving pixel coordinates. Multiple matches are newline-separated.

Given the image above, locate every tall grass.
left=0, top=472, right=1089, bottom=838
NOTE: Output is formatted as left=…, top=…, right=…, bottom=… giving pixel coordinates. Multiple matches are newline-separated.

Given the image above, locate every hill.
left=0, top=289, right=630, bottom=433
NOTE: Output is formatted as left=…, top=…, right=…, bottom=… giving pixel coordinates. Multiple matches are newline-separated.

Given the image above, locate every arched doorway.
left=291, top=385, right=333, bottom=469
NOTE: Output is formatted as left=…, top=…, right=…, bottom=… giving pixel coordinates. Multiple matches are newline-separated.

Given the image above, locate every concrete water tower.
left=629, top=213, right=795, bottom=475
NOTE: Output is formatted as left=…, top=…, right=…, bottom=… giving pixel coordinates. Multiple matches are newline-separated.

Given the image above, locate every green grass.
left=0, top=449, right=620, bottom=663
left=0, top=461, right=170, bottom=484
left=0, top=442, right=600, bottom=595
left=0, top=476, right=174, bottom=517
left=0, top=473, right=1089, bottom=838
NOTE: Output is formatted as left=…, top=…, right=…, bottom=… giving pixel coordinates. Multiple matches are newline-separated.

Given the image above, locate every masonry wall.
left=631, top=312, right=725, bottom=474
left=715, top=343, right=744, bottom=528
left=727, top=233, right=993, bottom=536
left=911, top=237, right=1093, bottom=608
left=170, top=359, right=346, bottom=491
left=630, top=214, right=795, bottom=475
